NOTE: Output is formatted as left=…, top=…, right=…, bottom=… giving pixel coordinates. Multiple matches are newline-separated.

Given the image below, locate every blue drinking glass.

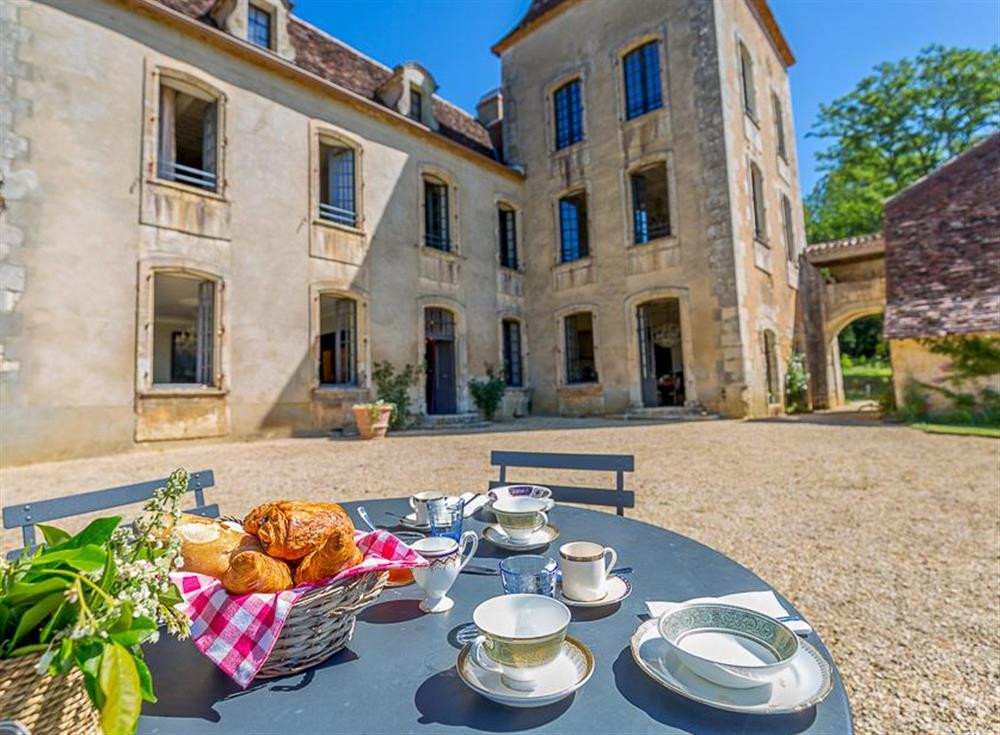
left=427, top=497, right=464, bottom=541
left=499, top=555, right=558, bottom=597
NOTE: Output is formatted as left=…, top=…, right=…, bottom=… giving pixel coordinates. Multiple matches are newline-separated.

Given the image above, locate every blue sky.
left=292, top=0, right=999, bottom=195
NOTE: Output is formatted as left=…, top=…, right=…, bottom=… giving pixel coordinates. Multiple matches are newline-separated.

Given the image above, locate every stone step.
left=414, top=412, right=485, bottom=429
left=614, top=404, right=717, bottom=421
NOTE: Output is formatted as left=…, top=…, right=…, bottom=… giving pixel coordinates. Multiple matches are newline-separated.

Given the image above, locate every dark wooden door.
left=638, top=304, right=658, bottom=407
left=424, top=308, right=457, bottom=415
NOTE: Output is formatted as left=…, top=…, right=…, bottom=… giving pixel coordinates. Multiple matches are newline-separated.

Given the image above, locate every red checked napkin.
left=170, top=529, right=427, bottom=687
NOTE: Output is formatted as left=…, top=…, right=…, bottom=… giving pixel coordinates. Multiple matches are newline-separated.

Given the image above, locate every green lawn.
left=911, top=423, right=1000, bottom=438
left=842, top=365, right=893, bottom=378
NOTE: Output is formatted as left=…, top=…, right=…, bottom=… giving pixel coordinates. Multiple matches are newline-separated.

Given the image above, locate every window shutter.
left=158, top=85, right=176, bottom=177
left=202, top=101, right=218, bottom=177
left=196, top=280, right=215, bottom=386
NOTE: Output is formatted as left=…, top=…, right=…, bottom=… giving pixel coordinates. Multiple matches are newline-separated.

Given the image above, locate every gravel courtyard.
left=2, top=415, right=997, bottom=734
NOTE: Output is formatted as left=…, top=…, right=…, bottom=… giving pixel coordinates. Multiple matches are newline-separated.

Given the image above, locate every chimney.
left=476, top=89, right=503, bottom=127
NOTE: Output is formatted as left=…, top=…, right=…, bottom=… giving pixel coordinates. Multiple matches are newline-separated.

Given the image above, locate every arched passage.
left=826, top=308, right=889, bottom=407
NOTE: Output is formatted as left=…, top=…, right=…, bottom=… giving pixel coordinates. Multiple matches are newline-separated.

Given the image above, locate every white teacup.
left=559, top=541, right=617, bottom=602
left=471, top=594, right=571, bottom=691
left=492, top=497, right=549, bottom=542
left=410, top=532, right=478, bottom=613
left=409, top=491, right=445, bottom=526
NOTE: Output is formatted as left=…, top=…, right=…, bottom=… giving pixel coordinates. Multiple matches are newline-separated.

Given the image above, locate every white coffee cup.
left=471, top=594, right=571, bottom=691
left=410, top=532, right=478, bottom=613
left=491, top=496, right=549, bottom=542
left=559, top=541, right=617, bottom=602
left=409, top=491, right=445, bottom=525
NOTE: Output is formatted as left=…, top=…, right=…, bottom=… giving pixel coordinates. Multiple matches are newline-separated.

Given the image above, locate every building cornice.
left=117, top=0, right=524, bottom=181
left=491, top=0, right=584, bottom=56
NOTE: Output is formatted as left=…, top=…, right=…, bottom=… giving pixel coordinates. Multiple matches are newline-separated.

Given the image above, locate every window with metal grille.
left=623, top=41, right=663, bottom=120
left=564, top=312, right=597, bottom=384
left=764, top=330, right=779, bottom=404
left=553, top=79, right=584, bottom=150
left=152, top=272, right=216, bottom=386
left=781, top=194, right=796, bottom=261
left=502, top=319, right=523, bottom=387
left=772, top=94, right=787, bottom=161
left=319, top=143, right=357, bottom=227
left=498, top=206, right=518, bottom=270
left=318, top=295, right=357, bottom=385
left=424, top=179, right=450, bottom=251
left=558, top=193, right=588, bottom=262
left=750, top=162, right=767, bottom=242
left=157, top=83, right=218, bottom=192
left=739, top=42, right=757, bottom=119
left=631, top=164, right=671, bottom=243
left=409, top=88, right=423, bottom=122
left=247, top=4, right=272, bottom=50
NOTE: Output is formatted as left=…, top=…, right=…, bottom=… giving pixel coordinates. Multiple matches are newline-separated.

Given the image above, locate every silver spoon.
left=356, top=506, right=378, bottom=532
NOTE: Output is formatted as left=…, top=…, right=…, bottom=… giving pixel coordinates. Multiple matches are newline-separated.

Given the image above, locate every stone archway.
left=802, top=233, right=887, bottom=409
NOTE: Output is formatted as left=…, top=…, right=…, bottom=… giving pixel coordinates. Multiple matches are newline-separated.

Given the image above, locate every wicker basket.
left=256, top=569, right=389, bottom=679
left=0, top=653, right=101, bottom=735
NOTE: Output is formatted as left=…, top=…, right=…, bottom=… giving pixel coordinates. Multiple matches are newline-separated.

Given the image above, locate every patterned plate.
left=557, top=575, right=632, bottom=608
left=630, top=618, right=833, bottom=715
left=457, top=635, right=594, bottom=708
left=483, top=523, right=560, bottom=551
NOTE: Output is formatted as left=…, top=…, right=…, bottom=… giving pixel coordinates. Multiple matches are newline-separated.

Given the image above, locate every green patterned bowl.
left=656, top=602, right=799, bottom=689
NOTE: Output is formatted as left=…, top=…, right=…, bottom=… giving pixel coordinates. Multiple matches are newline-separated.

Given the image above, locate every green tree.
left=806, top=45, right=1000, bottom=243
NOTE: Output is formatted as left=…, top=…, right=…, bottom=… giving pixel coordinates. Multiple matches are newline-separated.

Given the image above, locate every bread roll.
left=223, top=550, right=294, bottom=594
left=243, top=501, right=358, bottom=562
left=173, top=514, right=258, bottom=579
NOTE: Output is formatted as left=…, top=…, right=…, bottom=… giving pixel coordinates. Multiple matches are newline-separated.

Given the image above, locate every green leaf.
left=7, top=642, right=50, bottom=657
left=30, top=544, right=107, bottom=573
left=2, top=577, right=69, bottom=606
left=134, top=655, right=156, bottom=703
left=110, top=601, right=135, bottom=634
left=63, top=517, right=122, bottom=550
left=98, top=641, right=142, bottom=735
left=75, top=640, right=106, bottom=708
left=9, top=592, right=64, bottom=649
left=158, top=581, right=183, bottom=608
left=38, top=524, right=72, bottom=546
left=39, top=600, right=71, bottom=643
left=109, top=616, right=157, bottom=647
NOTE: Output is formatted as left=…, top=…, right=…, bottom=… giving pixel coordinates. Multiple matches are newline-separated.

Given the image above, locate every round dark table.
left=138, top=498, right=853, bottom=734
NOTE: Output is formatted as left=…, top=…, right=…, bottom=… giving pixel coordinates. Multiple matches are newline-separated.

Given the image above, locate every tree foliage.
left=806, top=45, right=1000, bottom=243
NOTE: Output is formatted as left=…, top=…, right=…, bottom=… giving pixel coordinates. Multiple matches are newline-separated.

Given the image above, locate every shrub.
left=898, top=379, right=928, bottom=423
left=469, top=365, right=506, bottom=421
left=785, top=352, right=811, bottom=414
left=372, top=361, right=420, bottom=429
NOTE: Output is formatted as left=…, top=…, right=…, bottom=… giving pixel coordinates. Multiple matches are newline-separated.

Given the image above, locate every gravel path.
left=2, top=415, right=997, bottom=734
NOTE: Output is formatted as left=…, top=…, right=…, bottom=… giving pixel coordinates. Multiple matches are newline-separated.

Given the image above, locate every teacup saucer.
left=483, top=523, right=560, bottom=551
left=557, top=575, right=632, bottom=608
left=398, top=512, right=430, bottom=530
left=629, top=618, right=833, bottom=714
left=457, top=636, right=594, bottom=708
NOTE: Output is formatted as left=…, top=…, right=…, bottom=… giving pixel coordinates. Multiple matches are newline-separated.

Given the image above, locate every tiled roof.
left=492, top=0, right=574, bottom=55
left=884, top=133, right=1000, bottom=339
left=804, top=233, right=884, bottom=263
left=153, top=0, right=497, bottom=159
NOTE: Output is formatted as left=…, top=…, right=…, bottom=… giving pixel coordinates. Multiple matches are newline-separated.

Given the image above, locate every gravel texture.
left=2, top=415, right=997, bottom=734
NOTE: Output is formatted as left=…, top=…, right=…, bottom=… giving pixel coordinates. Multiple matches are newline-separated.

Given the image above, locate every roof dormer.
left=210, top=0, right=296, bottom=62
left=377, top=61, right=438, bottom=130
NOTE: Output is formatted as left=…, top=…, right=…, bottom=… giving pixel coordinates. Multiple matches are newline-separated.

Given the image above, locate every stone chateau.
left=1, top=0, right=805, bottom=464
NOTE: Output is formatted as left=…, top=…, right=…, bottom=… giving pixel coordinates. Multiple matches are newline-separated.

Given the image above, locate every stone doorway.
left=424, top=307, right=457, bottom=415
left=637, top=299, right=685, bottom=407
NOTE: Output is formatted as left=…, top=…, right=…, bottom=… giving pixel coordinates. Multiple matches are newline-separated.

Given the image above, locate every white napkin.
left=458, top=492, right=490, bottom=518
left=646, top=591, right=812, bottom=635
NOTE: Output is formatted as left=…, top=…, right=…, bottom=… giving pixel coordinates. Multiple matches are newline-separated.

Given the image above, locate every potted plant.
left=352, top=399, right=395, bottom=439
left=0, top=470, right=192, bottom=735
left=469, top=365, right=507, bottom=421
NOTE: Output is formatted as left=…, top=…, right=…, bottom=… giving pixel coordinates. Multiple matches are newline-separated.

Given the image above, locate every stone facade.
left=1, top=0, right=804, bottom=465
left=497, top=0, right=803, bottom=418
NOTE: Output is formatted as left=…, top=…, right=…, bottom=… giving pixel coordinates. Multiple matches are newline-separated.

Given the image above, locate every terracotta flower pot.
left=352, top=404, right=394, bottom=440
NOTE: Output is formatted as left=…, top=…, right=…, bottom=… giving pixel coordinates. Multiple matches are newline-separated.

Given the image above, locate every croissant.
left=294, top=524, right=364, bottom=585
left=243, top=501, right=357, bottom=561
left=223, top=550, right=294, bottom=594
left=171, top=514, right=258, bottom=578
